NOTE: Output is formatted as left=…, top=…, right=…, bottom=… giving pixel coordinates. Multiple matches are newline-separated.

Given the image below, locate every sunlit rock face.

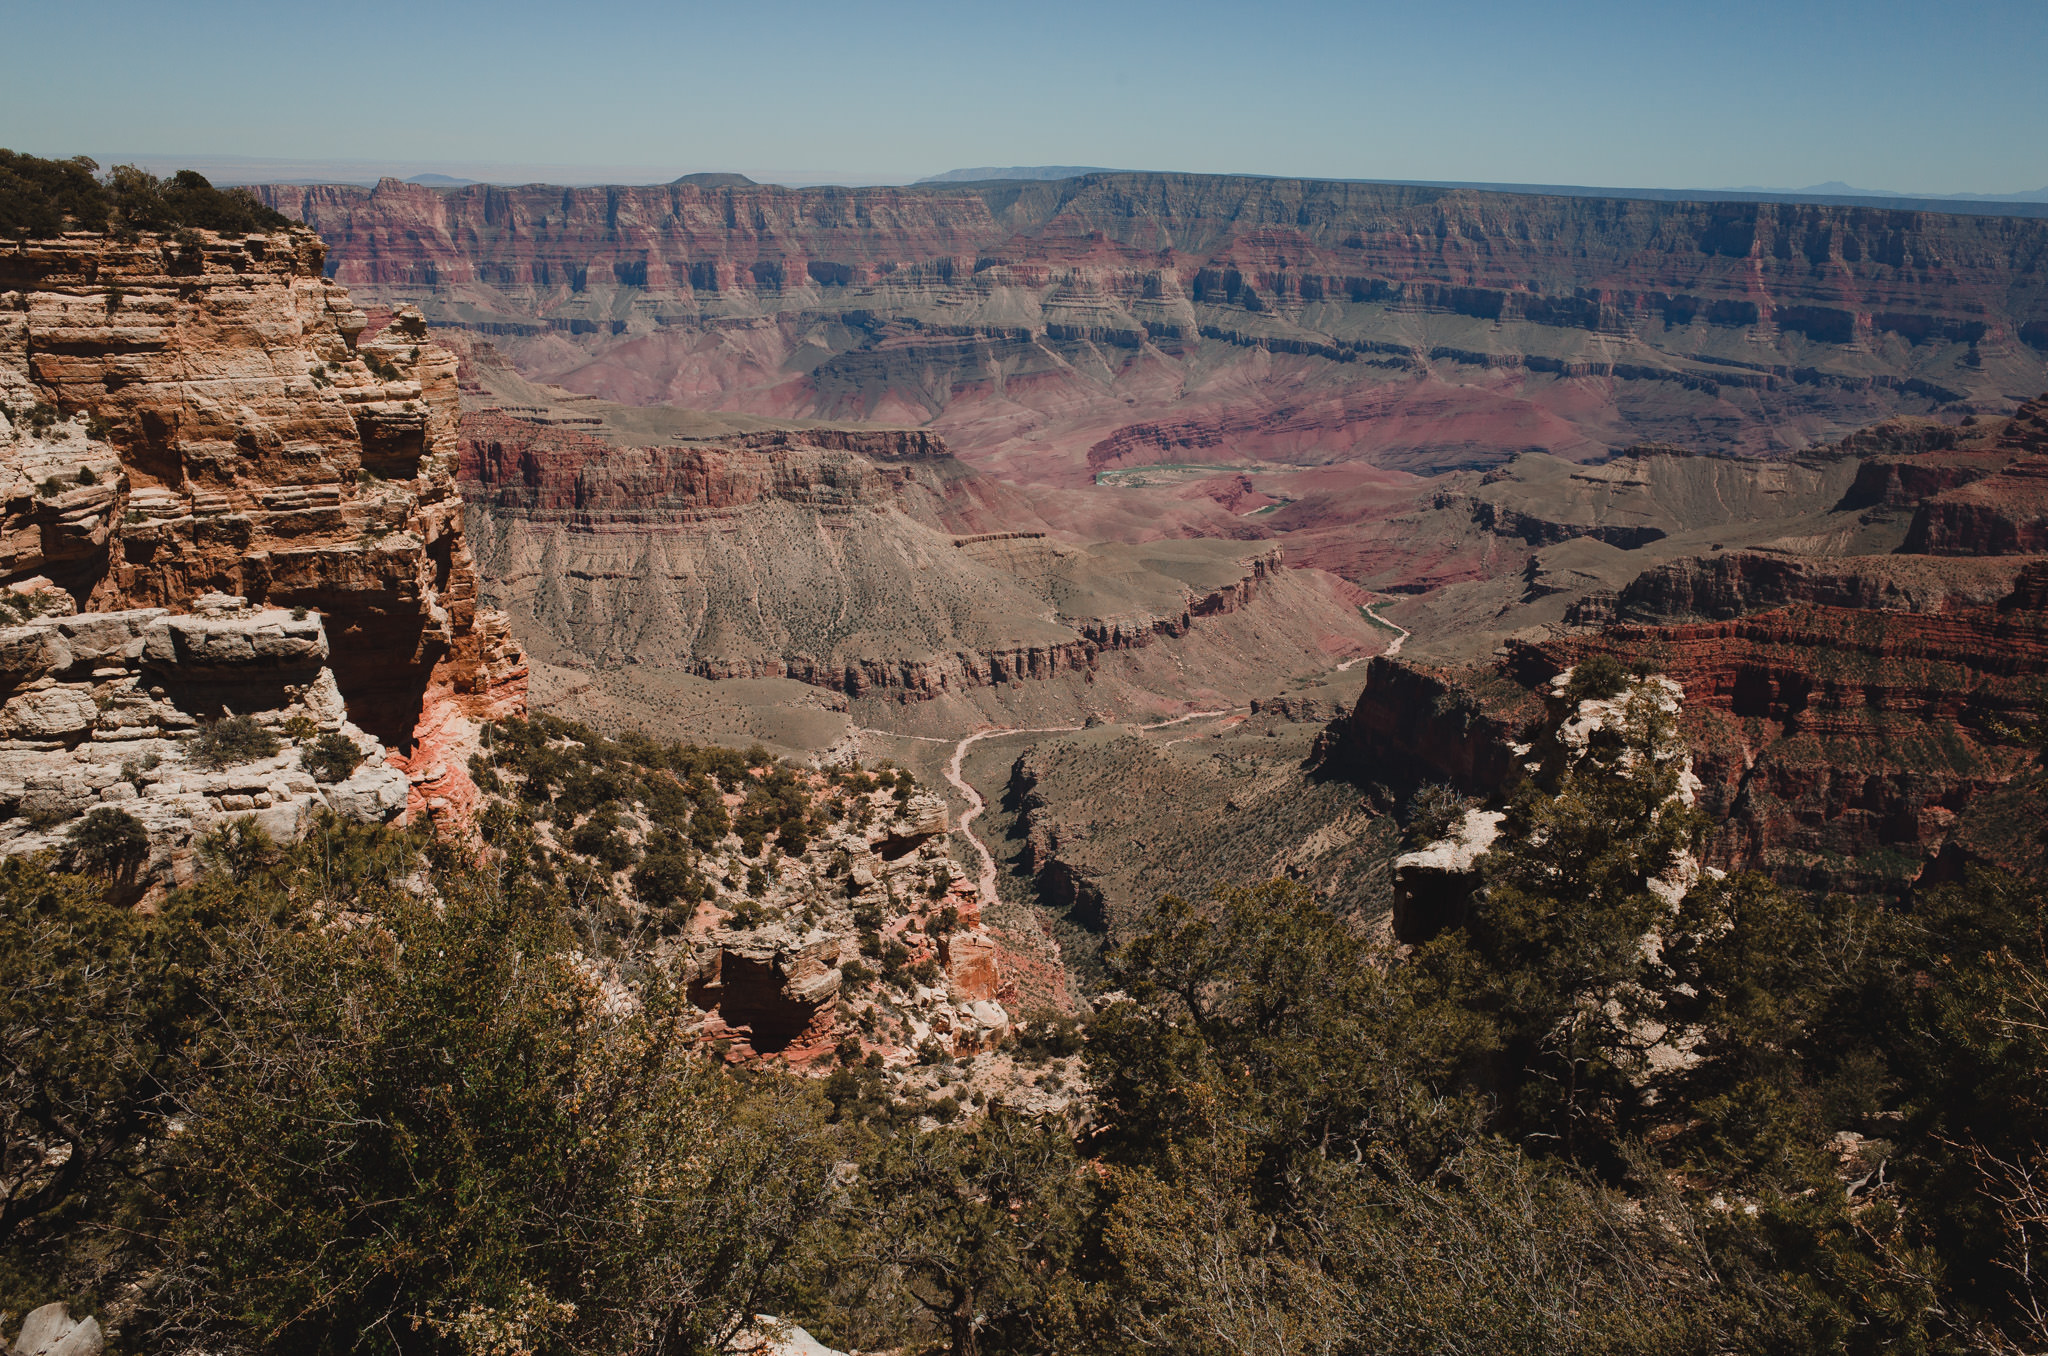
left=0, top=229, right=527, bottom=849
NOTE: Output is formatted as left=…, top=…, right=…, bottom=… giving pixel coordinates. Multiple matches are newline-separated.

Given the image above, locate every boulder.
left=322, top=759, right=410, bottom=823
left=8, top=1302, right=102, bottom=1356
left=141, top=609, right=328, bottom=674
left=0, top=687, right=97, bottom=740
left=0, top=626, right=70, bottom=681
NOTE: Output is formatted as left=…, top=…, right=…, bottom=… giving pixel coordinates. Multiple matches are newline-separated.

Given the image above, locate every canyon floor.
left=262, top=171, right=2048, bottom=1010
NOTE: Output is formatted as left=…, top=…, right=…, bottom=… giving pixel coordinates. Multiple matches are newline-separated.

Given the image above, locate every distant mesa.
left=672, top=172, right=757, bottom=188
left=405, top=173, right=476, bottom=187
left=1732, top=179, right=2048, bottom=205
left=914, top=165, right=1118, bottom=183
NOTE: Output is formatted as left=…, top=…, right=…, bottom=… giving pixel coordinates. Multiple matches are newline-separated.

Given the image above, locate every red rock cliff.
left=1321, top=577, right=2048, bottom=896
left=0, top=229, right=526, bottom=822
left=256, top=174, right=2048, bottom=479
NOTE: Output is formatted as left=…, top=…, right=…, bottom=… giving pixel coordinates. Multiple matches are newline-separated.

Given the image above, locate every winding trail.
left=946, top=725, right=1081, bottom=905
left=866, top=596, right=1417, bottom=907
left=940, top=708, right=1234, bottom=907
left=1339, top=598, right=1410, bottom=670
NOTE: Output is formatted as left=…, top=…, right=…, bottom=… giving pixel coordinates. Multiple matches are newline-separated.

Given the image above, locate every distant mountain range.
left=1734, top=180, right=2048, bottom=204
left=914, top=166, right=1119, bottom=183
left=910, top=167, right=2048, bottom=215
left=89, top=153, right=2048, bottom=215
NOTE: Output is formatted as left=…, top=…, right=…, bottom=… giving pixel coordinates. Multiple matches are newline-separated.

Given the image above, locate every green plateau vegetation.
left=0, top=150, right=292, bottom=240
left=1091, top=464, right=1254, bottom=487
left=6, top=695, right=2048, bottom=1354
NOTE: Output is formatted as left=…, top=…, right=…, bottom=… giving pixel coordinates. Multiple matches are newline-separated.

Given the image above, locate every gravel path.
left=943, top=708, right=1234, bottom=906
left=1339, top=598, right=1410, bottom=670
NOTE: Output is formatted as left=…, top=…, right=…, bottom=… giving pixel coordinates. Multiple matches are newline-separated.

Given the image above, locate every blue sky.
left=5, top=0, right=2044, bottom=192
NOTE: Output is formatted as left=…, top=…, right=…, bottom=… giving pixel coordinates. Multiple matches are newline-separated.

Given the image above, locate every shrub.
left=189, top=715, right=281, bottom=770
left=1012, top=1008, right=1084, bottom=1061
left=103, top=163, right=290, bottom=236
left=196, top=815, right=277, bottom=880
left=631, top=847, right=700, bottom=908
left=75, top=466, right=95, bottom=486
left=1563, top=653, right=1630, bottom=704
left=1405, top=782, right=1468, bottom=846
left=0, top=150, right=110, bottom=238
left=63, top=807, right=149, bottom=879
left=136, top=843, right=837, bottom=1353
left=300, top=732, right=363, bottom=783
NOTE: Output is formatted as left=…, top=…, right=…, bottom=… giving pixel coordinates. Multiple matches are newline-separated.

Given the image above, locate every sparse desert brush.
left=189, top=714, right=280, bottom=769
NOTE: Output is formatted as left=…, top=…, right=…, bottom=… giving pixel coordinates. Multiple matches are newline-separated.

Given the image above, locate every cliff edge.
left=0, top=227, right=525, bottom=867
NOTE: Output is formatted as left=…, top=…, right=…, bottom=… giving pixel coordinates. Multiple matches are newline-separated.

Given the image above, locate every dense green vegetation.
left=4, top=697, right=2046, bottom=1353
left=0, top=150, right=292, bottom=239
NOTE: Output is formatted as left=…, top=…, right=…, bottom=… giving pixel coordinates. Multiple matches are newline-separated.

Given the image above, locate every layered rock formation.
left=259, top=174, right=2048, bottom=565
left=0, top=227, right=525, bottom=855
left=1896, top=398, right=2048, bottom=555
left=1525, top=583, right=2048, bottom=891
left=0, top=593, right=408, bottom=883
left=457, top=406, right=1340, bottom=703
left=1318, top=399, right=2048, bottom=901
left=1570, top=550, right=2031, bottom=625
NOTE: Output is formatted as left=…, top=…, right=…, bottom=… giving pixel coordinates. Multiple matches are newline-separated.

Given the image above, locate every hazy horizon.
left=6, top=0, right=2045, bottom=198
left=35, top=152, right=2048, bottom=205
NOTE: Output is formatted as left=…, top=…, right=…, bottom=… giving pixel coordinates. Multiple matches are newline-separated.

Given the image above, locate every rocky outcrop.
left=1460, top=495, right=1668, bottom=550
left=1309, top=656, right=1543, bottom=796
left=1249, top=693, right=1332, bottom=722
left=1392, top=807, right=1505, bottom=942
left=681, top=791, right=1012, bottom=1062
left=4, top=1302, right=101, bottom=1356
left=0, top=592, right=406, bottom=889
left=1898, top=396, right=2048, bottom=554
left=1575, top=550, right=2031, bottom=624
left=0, top=228, right=526, bottom=838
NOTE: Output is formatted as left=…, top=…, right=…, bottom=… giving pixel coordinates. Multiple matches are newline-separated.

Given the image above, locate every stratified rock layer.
left=1319, top=565, right=2048, bottom=895
left=259, top=174, right=2048, bottom=502
left=458, top=409, right=1306, bottom=701
left=0, top=594, right=408, bottom=883
left=0, top=229, right=526, bottom=833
